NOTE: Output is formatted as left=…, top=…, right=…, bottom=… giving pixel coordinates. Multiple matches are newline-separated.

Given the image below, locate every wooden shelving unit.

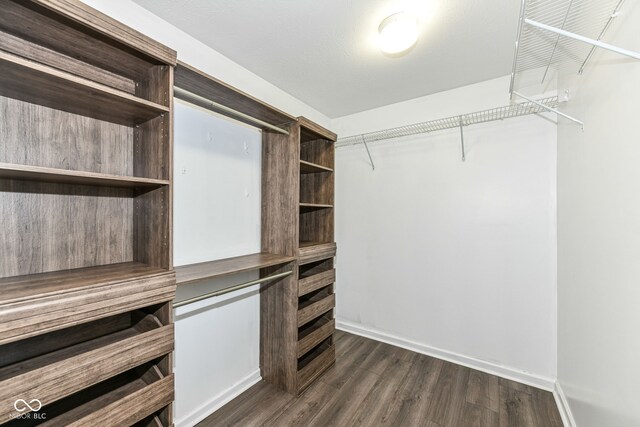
left=0, top=1, right=176, bottom=424
left=262, top=115, right=338, bottom=395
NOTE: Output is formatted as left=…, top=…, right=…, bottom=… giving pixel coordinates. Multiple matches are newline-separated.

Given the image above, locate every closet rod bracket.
left=459, top=117, right=466, bottom=162
left=361, top=135, right=375, bottom=171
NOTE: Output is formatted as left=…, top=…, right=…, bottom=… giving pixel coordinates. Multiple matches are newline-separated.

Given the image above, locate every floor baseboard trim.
left=553, top=381, right=576, bottom=427
left=175, top=369, right=262, bottom=427
left=336, top=319, right=556, bottom=391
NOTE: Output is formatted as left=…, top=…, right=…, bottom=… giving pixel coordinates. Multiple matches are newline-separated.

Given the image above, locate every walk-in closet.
left=1, top=1, right=638, bottom=426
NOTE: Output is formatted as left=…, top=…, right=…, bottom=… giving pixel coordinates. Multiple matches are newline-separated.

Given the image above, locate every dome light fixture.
left=378, top=12, right=419, bottom=54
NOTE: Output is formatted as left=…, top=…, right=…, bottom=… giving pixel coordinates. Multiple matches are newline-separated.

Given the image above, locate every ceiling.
left=133, top=0, right=521, bottom=118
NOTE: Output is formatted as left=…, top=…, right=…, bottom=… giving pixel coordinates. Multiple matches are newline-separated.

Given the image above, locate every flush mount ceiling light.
left=378, top=12, right=419, bottom=54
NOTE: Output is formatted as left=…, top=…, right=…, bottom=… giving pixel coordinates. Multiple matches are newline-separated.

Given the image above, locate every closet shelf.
left=300, top=203, right=333, bottom=211
left=510, top=0, right=635, bottom=96
left=0, top=163, right=170, bottom=188
left=175, top=252, right=296, bottom=286
left=0, top=263, right=176, bottom=346
left=297, top=315, right=335, bottom=358
left=300, top=160, right=333, bottom=174
left=0, top=50, right=169, bottom=126
left=32, top=364, right=173, bottom=427
left=296, top=340, right=335, bottom=392
left=0, top=314, right=173, bottom=424
left=336, top=96, right=559, bottom=148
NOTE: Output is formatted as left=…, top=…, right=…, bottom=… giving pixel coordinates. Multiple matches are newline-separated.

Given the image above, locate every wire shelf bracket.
left=336, top=96, right=560, bottom=162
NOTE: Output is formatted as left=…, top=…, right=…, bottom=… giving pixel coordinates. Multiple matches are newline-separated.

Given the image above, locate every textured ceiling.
left=133, top=0, right=521, bottom=118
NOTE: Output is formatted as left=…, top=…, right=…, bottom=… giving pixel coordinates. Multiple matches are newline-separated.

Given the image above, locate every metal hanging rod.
left=509, top=0, right=638, bottom=98
left=173, top=270, right=292, bottom=308
left=174, top=86, right=289, bottom=135
left=336, top=96, right=559, bottom=148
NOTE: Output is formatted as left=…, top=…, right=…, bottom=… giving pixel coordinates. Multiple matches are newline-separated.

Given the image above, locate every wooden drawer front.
left=0, top=272, right=176, bottom=346
left=0, top=315, right=173, bottom=424
left=298, top=294, right=335, bottom=327
left=297, top=344, right=335, bottom=393
left=298, top=318, right=335, bottom=358
left=299, top=269, right=335, bottom=297
left=298, top=242, right=336, bottom=265
left=41, top=369, right=174, bottom=427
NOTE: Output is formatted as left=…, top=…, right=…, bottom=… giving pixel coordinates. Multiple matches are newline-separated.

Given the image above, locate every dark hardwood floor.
left=198, top=331, right=563, bottom=427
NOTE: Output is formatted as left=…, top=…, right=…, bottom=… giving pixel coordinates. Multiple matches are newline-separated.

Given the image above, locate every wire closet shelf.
left=510, top=0, right=635, bottom=97
left=336, top=96, right=559, bottom=148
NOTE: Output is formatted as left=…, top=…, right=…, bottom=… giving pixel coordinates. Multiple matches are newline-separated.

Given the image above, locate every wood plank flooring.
left=198, top=331, right=563, bottom=427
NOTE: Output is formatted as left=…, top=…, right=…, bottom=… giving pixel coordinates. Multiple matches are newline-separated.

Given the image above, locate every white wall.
left=556, top=3, right=640, bottom=426
left=172, top=102, right=262, bottom=426
left=333, top=78, right=558, bottom=385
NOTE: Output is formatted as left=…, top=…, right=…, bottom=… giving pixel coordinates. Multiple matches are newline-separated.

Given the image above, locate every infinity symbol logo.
left=14, top=399, right=42, bottom=412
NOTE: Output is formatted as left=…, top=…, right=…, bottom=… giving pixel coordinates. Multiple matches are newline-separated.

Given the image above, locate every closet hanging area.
left=173, top=62, right=338, bottom=395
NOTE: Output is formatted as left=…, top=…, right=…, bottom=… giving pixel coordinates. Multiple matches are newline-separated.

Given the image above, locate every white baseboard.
left=336, top=319, right=556, bottom=391
left=175, top=369, right=262, bottom=427
left=553, top=381, right=576, bottom=427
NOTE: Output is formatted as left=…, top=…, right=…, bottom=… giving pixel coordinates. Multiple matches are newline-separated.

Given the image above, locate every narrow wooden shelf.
left=300, top=160, right=333, bottom=174
left=297, top=341, right=335, bottom=392
left=31, top=364, right=173, bottom=427
left=175, top=252, right=296, bottom=286
left=0, top=163, right=169, bottom=188
left=0, top=51, right=169, bottom=126
left=300, top=203, right=333, bottom=211
left=0, top=263, right=175, bottom=345
left=297, top=315, right=335, bottom=358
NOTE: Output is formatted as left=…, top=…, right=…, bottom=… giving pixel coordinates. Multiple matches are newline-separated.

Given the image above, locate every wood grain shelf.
left=297, top=315, right=335, bottom=358
left=0, top=263, right=175, bottom=346
left=300, top=203, right=333, bottom=211
left=175, top=252, right=296, bottom=286
left=13, top=364, right=175, bottom=427
left=297, top=341, right=335, bottom=392
left=0, top=313, right=173, bottom=424
left=300, top=160, right=333, bottom=174
left=0, top=50, right=169, bottom=126
left=0, top=163, right=170, bottom=188
left=298, top=242, right=337, bottom=265
left=298, top=289, right=335, bottom=328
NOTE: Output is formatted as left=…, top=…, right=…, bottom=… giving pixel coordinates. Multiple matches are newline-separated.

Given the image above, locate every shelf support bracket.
left=361, top=135, right=375, bottom=171
left=459, top=117, right=466, bottom=162
left=513, top=91, right=584, bottom=129
left=524, top=18, right=640, bottom=62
